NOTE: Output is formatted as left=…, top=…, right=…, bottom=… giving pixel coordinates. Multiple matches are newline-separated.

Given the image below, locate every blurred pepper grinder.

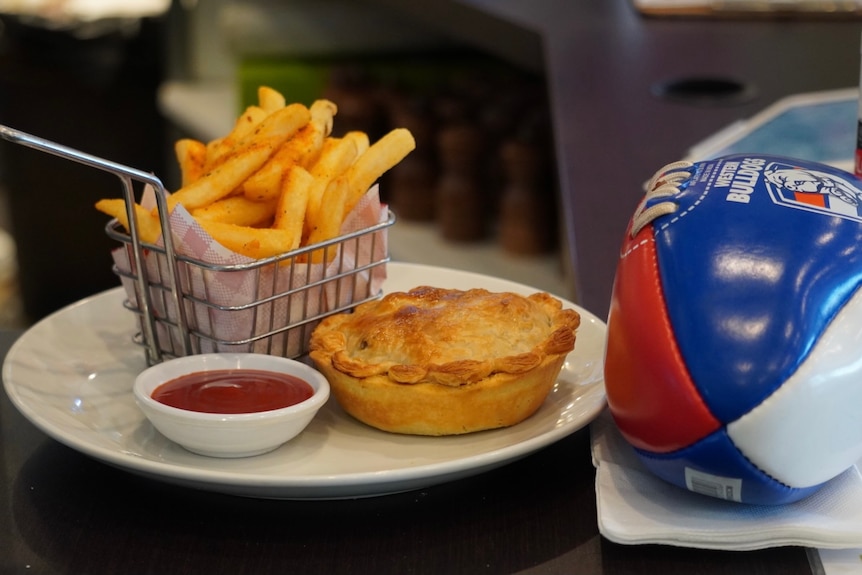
left=436, top=122, right=488, bottom=241
left=498, top=138, right=556, bottom=255
left=323, top=66, right=385, bottom=139
left=387, top=95, right=438, bottom=221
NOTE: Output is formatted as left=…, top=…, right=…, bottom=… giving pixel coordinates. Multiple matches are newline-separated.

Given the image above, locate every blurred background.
left=0, top=0, right=858, bottom=328
left=0, top=0, right=566, bottom=327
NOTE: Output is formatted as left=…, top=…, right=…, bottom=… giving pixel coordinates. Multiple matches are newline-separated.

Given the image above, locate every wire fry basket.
left=0, top=125, right=393, bottom=366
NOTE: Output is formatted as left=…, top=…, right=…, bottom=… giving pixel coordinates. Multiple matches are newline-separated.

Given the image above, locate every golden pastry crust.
left=309, top=286, right=580, bottom=435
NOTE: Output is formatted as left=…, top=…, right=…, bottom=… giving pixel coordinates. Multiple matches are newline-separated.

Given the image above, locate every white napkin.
left=591, top=408, right=862, bottom=550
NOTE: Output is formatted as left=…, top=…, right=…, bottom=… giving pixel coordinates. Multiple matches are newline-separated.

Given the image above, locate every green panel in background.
left=236, top=52, right=529, bottom=112
left=238, top=58, right=331, bottom=110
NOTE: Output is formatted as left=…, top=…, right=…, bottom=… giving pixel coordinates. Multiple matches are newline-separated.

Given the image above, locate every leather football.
left=605, top=154, right=862, bottom=505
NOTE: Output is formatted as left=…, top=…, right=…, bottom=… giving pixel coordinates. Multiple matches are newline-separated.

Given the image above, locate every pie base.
left=312, top=350, right=568, bottom=436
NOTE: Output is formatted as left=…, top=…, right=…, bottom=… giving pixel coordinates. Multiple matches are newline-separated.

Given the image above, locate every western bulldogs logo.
left=764, top=160, right=862, bottom=221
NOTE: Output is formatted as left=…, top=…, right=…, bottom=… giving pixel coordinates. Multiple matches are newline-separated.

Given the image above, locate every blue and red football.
left=605, top=154, right=862, bottom=505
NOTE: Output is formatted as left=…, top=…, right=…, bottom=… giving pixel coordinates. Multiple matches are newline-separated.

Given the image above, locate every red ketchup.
left=152, top=369, right=314, bottom=414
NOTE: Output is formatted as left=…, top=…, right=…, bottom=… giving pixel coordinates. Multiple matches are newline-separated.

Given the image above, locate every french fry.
left=273, top=166, right=313, bottom=251
left=343, top=130, right=370, bottom=157
left=166, top=142, right=278, bottom=213
left=309, top=136, right=357, bottom=173
left=239, top=127, right=317, bottom=202
left=304, top=136, right=359, bottom=240
left=258, top=86, right=286, bottom=114
left=95, top=198, right=162, bottom=244
left=175, top=138, right=207, bottom=187
left=196, top=220, right=296, bottom=260
left=285, top=99, right=338, bottom=171
left=308, top=99, right=337, bottom=143
left=305, top=176, right=350, bottom=263
left=343, top=128, right=416, bottom=214
left=235, top=103, right=310, bottom=152
left=205, top=105, right=268, bottom=168
left=192, top=195, right=277, bottom=227
left=208, top=102, right=311, bottom=170
left=240, top=99, right=336, bottom=202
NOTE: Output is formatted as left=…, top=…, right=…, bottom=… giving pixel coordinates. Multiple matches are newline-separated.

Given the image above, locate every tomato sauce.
left=152, top=369, right=314, bottom=414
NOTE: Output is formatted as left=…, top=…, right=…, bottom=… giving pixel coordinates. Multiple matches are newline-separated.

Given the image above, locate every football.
left=605, top=154, right=862, bottom=505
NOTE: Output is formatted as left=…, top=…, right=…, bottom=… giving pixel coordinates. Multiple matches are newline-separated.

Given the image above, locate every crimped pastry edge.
left=310, top=286, right=579, bottom=384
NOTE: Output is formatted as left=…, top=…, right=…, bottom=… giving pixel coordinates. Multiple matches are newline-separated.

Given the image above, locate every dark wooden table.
left=0, top=326, right=814, bottom=574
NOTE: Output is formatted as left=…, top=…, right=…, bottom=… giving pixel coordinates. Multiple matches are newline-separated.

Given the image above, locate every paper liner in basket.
left=111, top=185, right=388, bottom=358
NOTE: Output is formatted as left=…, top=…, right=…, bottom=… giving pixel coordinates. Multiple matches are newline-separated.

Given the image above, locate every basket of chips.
left=2, top=87, right=415, bottom=365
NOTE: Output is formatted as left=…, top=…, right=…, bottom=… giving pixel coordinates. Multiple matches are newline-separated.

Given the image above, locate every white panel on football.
left=727, top=289, right=862, bottom=488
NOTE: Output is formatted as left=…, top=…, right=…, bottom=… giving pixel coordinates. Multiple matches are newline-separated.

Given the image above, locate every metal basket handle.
left=0, top=124, right=192, bottom=363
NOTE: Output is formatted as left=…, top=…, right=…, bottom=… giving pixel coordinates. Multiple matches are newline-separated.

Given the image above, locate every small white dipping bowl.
left=133, top=353, right=330, bottom=458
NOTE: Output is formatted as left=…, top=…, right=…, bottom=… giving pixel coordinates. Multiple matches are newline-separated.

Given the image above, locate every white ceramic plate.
left=2, top=262, right=607, bottom=499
